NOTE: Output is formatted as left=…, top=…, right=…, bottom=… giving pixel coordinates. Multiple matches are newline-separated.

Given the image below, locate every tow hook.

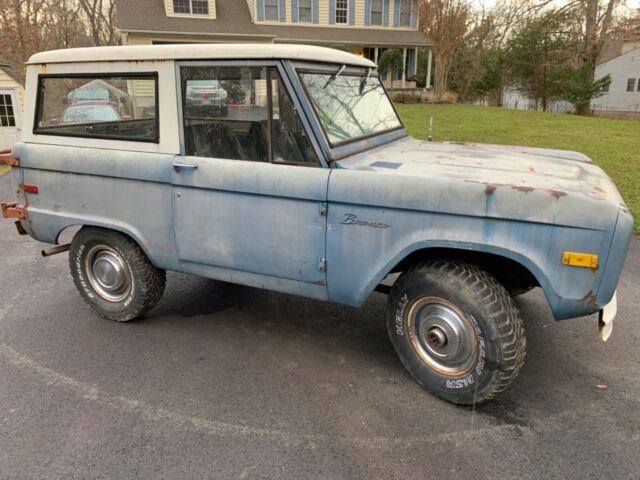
left=41, top=244, right=71, bottom=257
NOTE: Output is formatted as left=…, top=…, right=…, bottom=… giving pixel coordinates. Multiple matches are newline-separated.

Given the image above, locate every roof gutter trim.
left=120, top=28, right=276, bottom=39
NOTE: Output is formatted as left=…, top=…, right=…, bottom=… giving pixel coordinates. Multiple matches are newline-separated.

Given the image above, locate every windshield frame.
left=296, top=64, right=405, bottom=149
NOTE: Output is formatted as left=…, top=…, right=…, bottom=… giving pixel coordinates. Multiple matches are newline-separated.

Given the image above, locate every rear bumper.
left=599, top=291, right=617, bottom=341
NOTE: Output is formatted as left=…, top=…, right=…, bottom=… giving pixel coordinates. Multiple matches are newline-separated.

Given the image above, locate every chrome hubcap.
left=408, top=297, right=477, bottom=375
left=84, top=245, right=132, bottom=302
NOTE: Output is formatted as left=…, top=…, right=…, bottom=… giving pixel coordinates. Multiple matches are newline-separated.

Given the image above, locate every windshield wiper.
left=324, top=65, right=346, bottom=88
left=359, top=68, right=372, bottom=95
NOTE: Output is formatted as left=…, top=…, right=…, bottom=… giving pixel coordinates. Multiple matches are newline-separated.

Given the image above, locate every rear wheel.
left=69, top=227, right=165, bottom=322
left=387, top=260, right=526, bottom=405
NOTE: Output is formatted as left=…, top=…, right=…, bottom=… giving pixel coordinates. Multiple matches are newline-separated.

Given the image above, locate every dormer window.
left=173, top=0, right=208, bottom=15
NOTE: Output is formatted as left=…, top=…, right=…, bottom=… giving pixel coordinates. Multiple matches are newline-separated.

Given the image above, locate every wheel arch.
left=359, top=241, right=556, bottom=307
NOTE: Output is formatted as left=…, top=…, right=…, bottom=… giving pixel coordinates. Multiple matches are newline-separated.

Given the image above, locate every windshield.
left=299, top=70, right=402, bottom=145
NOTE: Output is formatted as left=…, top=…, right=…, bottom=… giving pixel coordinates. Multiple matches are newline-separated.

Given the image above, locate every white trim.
left=122, top=28, right=274, bottom=39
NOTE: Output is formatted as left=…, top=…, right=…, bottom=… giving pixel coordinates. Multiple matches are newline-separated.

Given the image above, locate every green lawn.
left=396, top=104, right=640, bottom=232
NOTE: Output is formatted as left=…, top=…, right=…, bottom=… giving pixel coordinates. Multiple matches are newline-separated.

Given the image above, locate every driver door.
left=171, top=63, right=329, bottom=288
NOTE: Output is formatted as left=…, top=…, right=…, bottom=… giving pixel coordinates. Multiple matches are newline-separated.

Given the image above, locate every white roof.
left=27, top=43, right=375, bottom=68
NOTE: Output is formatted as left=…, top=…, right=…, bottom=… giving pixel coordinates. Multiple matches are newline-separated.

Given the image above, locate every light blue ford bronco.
left=1, top=44, right=633, bottom=404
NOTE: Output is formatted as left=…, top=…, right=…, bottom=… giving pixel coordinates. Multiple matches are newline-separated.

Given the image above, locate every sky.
left=472, top=0, right=639, bottom=7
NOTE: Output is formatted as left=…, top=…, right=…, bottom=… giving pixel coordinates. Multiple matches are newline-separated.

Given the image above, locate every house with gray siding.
left=591, top=47, right=640, bottom=118
left=115, top=0, right=430, bottom=87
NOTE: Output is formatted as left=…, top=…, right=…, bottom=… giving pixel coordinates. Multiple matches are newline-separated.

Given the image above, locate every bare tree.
left=78, top=0, right=120, bottom=47
left=579, top=0, right=620, bottom=76
left=418, top=0, right=471, bottom=100
left=0, top=0, right=119, bottom=75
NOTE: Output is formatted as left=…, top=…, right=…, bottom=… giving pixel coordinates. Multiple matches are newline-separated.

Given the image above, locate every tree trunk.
left=434, top=54, right=448, bottom=101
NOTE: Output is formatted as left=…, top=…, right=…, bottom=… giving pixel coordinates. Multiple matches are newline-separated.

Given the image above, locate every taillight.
left=22, top=184, right=39, bottom=194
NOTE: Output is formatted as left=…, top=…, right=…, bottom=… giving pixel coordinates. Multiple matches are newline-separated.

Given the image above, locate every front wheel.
left=387, top=260, right=526, bottom=405
left=69, top=227, right=166, bottom=322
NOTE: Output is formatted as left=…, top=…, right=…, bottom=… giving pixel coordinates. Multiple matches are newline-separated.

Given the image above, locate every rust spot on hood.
left=485, top=185, right=497, bottom=196
left=512, top=186, right=535, bottom=193
left=549, top=190, right=568, bottom=199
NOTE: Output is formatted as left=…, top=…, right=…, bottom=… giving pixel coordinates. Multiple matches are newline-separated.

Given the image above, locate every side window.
left=270, top=70, right=320, bottom=166
left=34, top=74, right=158, bottom=143
left=182, top=66, right=269, bottom=161
left=181, top=65, right=319, bottom=166
left=34, top=74, right=158, bottom=142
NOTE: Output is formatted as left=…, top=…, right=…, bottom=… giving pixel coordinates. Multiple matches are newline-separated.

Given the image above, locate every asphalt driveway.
left=0, top=172, right=639, bottom=479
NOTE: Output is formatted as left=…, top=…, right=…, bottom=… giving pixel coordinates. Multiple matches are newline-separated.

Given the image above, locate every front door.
left=172, top=63, right=328, bottom=286
left=0, top=89, right=20, bottom=151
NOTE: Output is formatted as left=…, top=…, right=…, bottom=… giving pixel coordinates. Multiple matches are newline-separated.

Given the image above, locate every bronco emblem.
left=340, top=214, right=390, bottom=229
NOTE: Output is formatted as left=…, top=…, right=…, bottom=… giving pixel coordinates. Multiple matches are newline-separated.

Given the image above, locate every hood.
left=331, top=136, right=631, bottom=231
left=337, top=137, right=627, bottom=211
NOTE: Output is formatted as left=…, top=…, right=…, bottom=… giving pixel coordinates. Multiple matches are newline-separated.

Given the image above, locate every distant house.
left=501, top=86, right=575, bottom=114
left=0, top=64, right=24, bottom=151
left=591, top=47, right=640, bottom=118
left=114, top=0, right=431, bottom=88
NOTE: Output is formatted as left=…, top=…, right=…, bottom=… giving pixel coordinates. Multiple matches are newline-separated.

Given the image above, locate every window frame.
left=296, top=65, right=405, bottom=149
left=263, top=0, right=280, bottom=21
left=33, top=72, right=160, bottom=144
left=336, top=0, right=348, bottom=24
left=370, top=0, right=383, bottom=25
left=626, top=78, right=636, bottom=93
left=173, top=0, right=209, bottom=15
left=176, top=60, right=325, bottom=168
left=298, top=0, right=313, bottom=23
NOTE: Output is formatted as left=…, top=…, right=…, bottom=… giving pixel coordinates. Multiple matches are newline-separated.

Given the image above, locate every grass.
left=396, top=104, right=640, bottom=232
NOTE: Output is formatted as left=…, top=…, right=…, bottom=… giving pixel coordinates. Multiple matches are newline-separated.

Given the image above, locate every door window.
left=0, top=94, right=16, bottom=128
left=181, top=66, right=319, bottom=166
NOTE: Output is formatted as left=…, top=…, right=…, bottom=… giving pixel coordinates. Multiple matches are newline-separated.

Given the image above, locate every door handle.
left=173, top=163, right=198, bottom=172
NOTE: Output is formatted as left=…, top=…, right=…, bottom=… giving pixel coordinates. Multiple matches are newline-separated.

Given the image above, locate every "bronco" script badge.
left=340, top=214, right=390, bottom=229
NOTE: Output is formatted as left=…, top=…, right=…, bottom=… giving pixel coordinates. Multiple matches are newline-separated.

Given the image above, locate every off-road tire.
left=387, top=260, right=526, bottom=405
left=69, top=227, right=166, bottom=322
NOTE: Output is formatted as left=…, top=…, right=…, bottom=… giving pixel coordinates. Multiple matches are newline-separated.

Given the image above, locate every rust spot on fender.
left=582, top=291, right=598, bottom=311
left=528, top=166, right=536, bottom=173
left=485, top=185, right=497, bottom=196
left=512, top=186, right=534, bottom=193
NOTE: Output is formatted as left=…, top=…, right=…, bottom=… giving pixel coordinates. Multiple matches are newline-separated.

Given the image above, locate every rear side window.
left=34, top=74, right=158, bottom=142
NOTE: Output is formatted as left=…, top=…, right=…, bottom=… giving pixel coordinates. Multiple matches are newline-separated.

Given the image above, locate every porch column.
left=426, top=47, right=432, bottom=89
left=374, top=47, right=379, bottom=64
left=402, top=47, right=407, bottom=88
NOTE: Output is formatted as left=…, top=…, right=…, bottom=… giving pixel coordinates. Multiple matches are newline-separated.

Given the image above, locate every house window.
left=336, top=0, right=348, bottom=24
left=627, top=78, right=637, bottom=92
left=399, top=0, right=412, bottom=27
left=173, top=0, right=209, bottom=15
left=264, top=0, right=279, bottom=20
left=0, top=94, right=16, bottom=128
left=299, top=0, right=312, bottom=22
left=370, top=0, right=383, bottom=25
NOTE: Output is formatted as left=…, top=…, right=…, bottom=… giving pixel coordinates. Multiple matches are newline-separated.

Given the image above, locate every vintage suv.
left=1, top=44, right=633, bottom=405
